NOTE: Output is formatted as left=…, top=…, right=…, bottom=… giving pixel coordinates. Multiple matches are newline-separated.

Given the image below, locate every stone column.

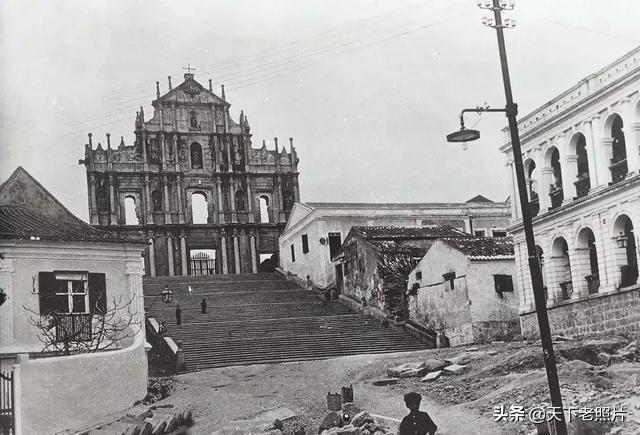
left=88, top=174, right=98, bottom=225
left=582, top=120, right=600, bottom=189
left=163, top=175, right=171, bottom=224
left=220, top=234, right=229, bottom=274
left=293, top=174, right=300, bottom=202
left=571, top=248, right=591, bottom=298
left=217, top=178, right=225, bottom=224
left=0, top=257, right=14, bottom=346
left=180, top=235, right=189, bottom=276
left=230, top=179, right=238, bottom=223
left=177, top=175, right=185, bottom=224
left=173, top=132, right=180, bottom=171
left=233, top=232, right=241, bottom=274
left=144, top=175, right=152, bottom=224
left=629, top=122, right=640, bottom=176
left=562, top=154, right=578, bottom=203
left=539, top=167, right=553, bottom=211
left=508, top=161, right=519, bottom=220
left=148, top=237, right=157, bottom=277
left=107, top=174, right=118, bottom=224
left=250, top=233, right=258, bottom=273
left=226, top=136, right=233, bottom=173
left=125, top=260, right=145, bottom=325
left=141, top=131, right=148, bottom=169
left=167, top=237, right=175, bottom=277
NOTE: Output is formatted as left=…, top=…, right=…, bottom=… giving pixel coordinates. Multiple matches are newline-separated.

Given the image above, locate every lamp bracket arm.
left=459, top=106, right=507, bottom=128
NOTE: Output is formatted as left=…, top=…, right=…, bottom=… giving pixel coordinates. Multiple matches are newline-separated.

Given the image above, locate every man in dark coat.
left=175, top=304, right=182, bottom=326
left=399, top=392, right=437, bottom=435
left=201, top=298, right=207, bottom=314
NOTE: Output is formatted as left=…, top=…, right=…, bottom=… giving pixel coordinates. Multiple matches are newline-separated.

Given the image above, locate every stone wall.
left=473, top=320, right=521, bottom=343
left=520, top=285, right=640, bottom=338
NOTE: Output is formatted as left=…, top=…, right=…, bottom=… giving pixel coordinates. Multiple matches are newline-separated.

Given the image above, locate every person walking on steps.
left=399, top=392, right=438, bottom=435
left=201, top=298, right=207, bottom=314
left=175, top=304, right=182, bottom=326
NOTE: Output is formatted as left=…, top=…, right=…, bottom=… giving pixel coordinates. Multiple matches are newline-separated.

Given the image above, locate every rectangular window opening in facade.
left=302, top=234, right=309, bottom=254
left=415, top=271, right=422, bottom=280
left=474, top=230, right=486, bottom=237
left=492, top=230, right=508, bottom=237
left=443, top=272, right=456, bottom=290
left=328, top=232, right=342, bottom=260
left=291, top=244, right=296, bottom=262
left=494, top=274, right=514, bottom=298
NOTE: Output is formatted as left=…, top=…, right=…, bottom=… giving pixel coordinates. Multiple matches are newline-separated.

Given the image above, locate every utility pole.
left=484, top=1, right=567, bottom=433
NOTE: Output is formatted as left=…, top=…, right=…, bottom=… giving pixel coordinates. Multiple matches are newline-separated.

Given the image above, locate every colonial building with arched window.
left=80, top=72, right=300, bottom=276
left=501, top=46, right=640, bottom=338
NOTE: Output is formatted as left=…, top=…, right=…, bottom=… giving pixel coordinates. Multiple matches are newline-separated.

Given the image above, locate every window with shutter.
left=39, top=272, right=66, bottom=314
left=88, top=273, right=107, bottom=314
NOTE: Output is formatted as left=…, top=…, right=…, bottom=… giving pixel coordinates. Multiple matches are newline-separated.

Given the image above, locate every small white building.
left=502, top=46, right=640, bottom=338
left=0, top=167, right=148, bottom=434
left=279, top=199, right=511, bottom=288
left=407, top=237, right=520, bottom=346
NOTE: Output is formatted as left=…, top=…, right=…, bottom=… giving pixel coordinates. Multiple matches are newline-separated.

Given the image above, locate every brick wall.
left=520, top=286, right=640, bottom=338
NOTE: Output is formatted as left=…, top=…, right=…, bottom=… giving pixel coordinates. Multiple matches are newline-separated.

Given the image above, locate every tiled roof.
left=441, top=237, right=514, bottom=260
left=0, top=205, right=143, bottom=244
left=353, top=225, right=470, bottom=240
left=370, top=240, right=431, bottom=257
left=465, top=195, right=493, bottom=203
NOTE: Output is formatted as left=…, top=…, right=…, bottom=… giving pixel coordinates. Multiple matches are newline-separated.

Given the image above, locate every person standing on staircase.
left=175, top=304, right=182, bottom=326
left=201, top=298, right=207, bottom=314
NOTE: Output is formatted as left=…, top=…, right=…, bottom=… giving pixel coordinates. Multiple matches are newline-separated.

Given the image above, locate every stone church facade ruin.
left=80, top=72, right=300, bottom=276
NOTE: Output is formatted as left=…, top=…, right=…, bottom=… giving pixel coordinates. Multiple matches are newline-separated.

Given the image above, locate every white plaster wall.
left=0, top=240, right=145, bottom=353
left=16, top=333, right=147, bottom=435
left=407, top=242, right=474, bottom=346
left=467, top=260, right=519, bottom=323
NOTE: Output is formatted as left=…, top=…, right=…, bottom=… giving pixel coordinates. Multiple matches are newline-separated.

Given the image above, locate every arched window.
left=549, top=147, right=564, bottom=209
left=124, top=196, right=138, bottom=225
left=259, top=195, right=270, bottom=223
left=613, top=214, right=638, bottom=287
left=190, top=142, right=203, bottom=169
left=551, top=237, right=572, bottom=301
left=574, top=134, right=590, bottom=198
left=191, top=192, right=209, bottom=224
left=151, top=190, right=162, bottom=212
left=608, top=114, right=628, bottom=183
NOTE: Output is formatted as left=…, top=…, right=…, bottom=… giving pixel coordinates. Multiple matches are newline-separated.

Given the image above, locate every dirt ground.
left=155, top=335, right=640, bottom=435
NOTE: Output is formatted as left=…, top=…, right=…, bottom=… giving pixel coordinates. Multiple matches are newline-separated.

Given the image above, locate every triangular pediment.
left=156, top=75, right=229, bottom=106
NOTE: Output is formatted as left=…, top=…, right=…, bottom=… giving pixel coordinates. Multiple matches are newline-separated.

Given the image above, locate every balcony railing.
left=585, top=274, right=600, bottom=294
left=52, top=313, right=93, bottom=343
left=549, top=186, right=564, bottom=210
left=574, top=175, right=590, bottom=198
left=609, top=158, right=628, bottom=185
left=559, top=280, right=573, bottom=301
left=529, top=197, right=540, bottom=217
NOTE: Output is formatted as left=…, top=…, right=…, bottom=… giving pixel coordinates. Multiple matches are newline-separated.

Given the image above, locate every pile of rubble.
left=384, top=351, right=488, bottom=382
left=598, top=341, right=639, bottom=366
left=318, top=411, right=392, bottom=435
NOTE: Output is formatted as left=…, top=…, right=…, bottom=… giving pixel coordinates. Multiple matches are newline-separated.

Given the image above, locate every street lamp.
left=447, top=1, right=567, bottom=433
left=616, top=232, right=629, bottom=248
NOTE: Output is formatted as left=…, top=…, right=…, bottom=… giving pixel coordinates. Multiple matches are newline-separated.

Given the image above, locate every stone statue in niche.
left=167, top=135, right=174, bottom=160
left=190, top=110, right=198, bottom=129
left=233, top=141, right=242, bottom=165
left=97, top=185, right=109, bottom=213
left=152, top=190, right=163, bottom=212
left=284, top=191, right=294, bottom=210
left=191, top=143, right=203, bottom=169
left=235, top=190, right=246, bottom=211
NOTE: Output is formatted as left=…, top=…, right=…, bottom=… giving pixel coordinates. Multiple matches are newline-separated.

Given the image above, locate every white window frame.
left=54, top=272, right=89, bottom=314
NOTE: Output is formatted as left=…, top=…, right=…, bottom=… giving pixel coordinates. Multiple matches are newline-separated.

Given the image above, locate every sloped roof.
left=352, top=225, right=470, bottom=240
left=0, top=167, right=143, bottom=245
left=466, top=195, right=493, bottom=203
left=441, top=237, right=514, bottom=260
left=370, top=240, right=432, bottom=257
left=302, top=200, right=505, bottom=209
left=0, top=206, right=136, bottom=243
left=155, top=74, right=229, bottom=106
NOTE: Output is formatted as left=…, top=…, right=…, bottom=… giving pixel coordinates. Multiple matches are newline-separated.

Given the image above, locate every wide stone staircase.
left=143, top=273, right=427, bottom=372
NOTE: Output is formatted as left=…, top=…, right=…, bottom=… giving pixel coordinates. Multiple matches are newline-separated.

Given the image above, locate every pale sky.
left=1, top=0, right=639, bottom=220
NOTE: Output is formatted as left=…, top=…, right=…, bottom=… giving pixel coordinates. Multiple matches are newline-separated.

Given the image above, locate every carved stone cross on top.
left=183, top=64, right=196, bottom=74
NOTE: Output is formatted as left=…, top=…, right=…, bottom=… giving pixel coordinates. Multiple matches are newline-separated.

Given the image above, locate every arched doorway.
left=547, top=147, right=563, bottom=209
left=613, top=214, right=638, bottom=287
left=551, top=237, right=573, bottom=301
left=572, top=133, right=591, bottom=198
left=524, top=158, right=539, bottom=216
left=576, top=227, right=600, bottom=295
left=606, top=114, right=628, bottom=184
